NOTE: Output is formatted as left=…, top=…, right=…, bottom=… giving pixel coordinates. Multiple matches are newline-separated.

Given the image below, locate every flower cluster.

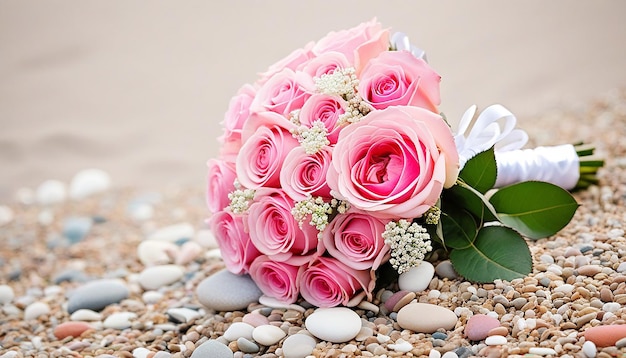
left=206, top=19, right=601, bottom=308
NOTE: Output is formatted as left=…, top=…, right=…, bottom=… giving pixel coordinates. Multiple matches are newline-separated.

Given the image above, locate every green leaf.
left=449, top=226, right=532, bottom=282
left=440, top=206, right=478, bottom=249
left=459, top=147, right=497, bottom=193
left=443, top=181, right=499, bottom=222
left=489, top=181, right=579, bottom=240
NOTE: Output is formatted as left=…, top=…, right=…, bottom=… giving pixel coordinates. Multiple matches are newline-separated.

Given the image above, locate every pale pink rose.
left=249, top=255, right=302, bottom=304
left=300, top=51, right=350, bottom=79
left=257, top=41, right=315, bottom=85
left=313, top=19, right=389, bottom=72
left=251, top=68, right=314, bottom=116
left=299, top=256, right=373, bottom=307
left=321, top=211, right=390, bottom=271
left=247, top=188, right=320, bottom=266
left=209, top=210, right=260, bottom=275
left=236, top=112, right=299, bottom=189
left=219, top=84, right=257, bottom=159
left=280, top=146, right=333, bottom=201
left=358, top=51, right=441, bottom=112
left=326, top=106, right=459, bottom=219
left=298, top=94, right=346, bottom=144
left=206, top=159, right=237, bottom=214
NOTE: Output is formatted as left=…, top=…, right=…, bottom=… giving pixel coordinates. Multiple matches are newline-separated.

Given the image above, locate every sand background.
left=1, top=1, right=625, bottom=201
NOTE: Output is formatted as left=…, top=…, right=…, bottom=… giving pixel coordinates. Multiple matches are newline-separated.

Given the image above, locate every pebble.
left=67, top=279, right=129, bottom=313
left=167, top=307, right=201, bottom=323
left=236, top=337, right=259, bottom=353
left=388, top=338, right=413, bottom=352
left=142, top=291, right=164, bottom=304
left=441, top=352, right=459, bottom=358
left=0, top=284, right=15, bottom=304
left=53, top=321, right=92, bottom=339
left=429, top=350, right=442, bottom=358
left=103, top=312, right=137, bottom=330
left=24, top=301, right=50, bottom=320
left=305, top=307, right=361, bottom=343
left=252, top=324, right=286, bottom=346
left=191, top=339, right=234, bottom=358
left=148, top=223, right=195, bottom=242
left=282, top=334, right=317, bottom=358
left=465, top=314, right=500, bottom=341
left=584, top=324, right=626, bottom=347
left=70, top=309, right=102, bottom=321
left=397, top=303, right=457, bottom=333
left=62, top=216, right=93, bottom=243
left=196, top=269, right=263, bottom=311
left=132, top=347, right=150, bottom=358
left=138, top=264, right=184, bottom=290
left=176, top=240, right=203, bottom=265
left=69, top=168, right=111, bottom=199
left=137, top=240, right=179, bottom=266
left=242, top=313, right=269, bottom=327
left=487, top=326, right=508, bottom=337
left=616, top=337, right=626, bottom=348
left=384, top=290, right=416, bottom=312
left=435, top=260, right=459, bottom=279
left=36, top=180, right=67, bottom=205
left=398, top=261, right=435, bottom=292
left=484, top=335, right=507, bottom=345
left=577, top=265, right=602, bottom=276
left=528, top=347, right=557, bottom=355
left=223, top=322, right=255, bottom=341
left=582, top=340, right=597, bottom=357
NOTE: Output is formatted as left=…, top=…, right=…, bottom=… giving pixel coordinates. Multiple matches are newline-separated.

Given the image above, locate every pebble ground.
left=1, top=89, right=626, bottom=357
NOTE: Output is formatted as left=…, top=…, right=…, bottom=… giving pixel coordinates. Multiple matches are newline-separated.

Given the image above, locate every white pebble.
left=37, top=209, right=55, bottom=226
left=617, top=262, right=626, bottom=273
left=258, top=295, right=305, bottom=312
left=132, top=347, right=151, bottom=358
left=428, top=290, right=441, bottom=299
left=442, top=352, right=459, bottom=358
left=553, top=284, right=575, bottom=294
left=103, top=312, right=137, bottom=330
left=129, top=203, right=154, bottom=221
left=305, top=307, right=361, bottom=343
left=223, top=322, right=254, bottom=341
left=485, top=335, right=507, bottom=345
left=0, top=205, right=14, bottom=226
left=137, top=240, right=179, bottom=266
left=252, top=324, right=286, bottom=346
left=388, top=338, right=412, bottom=352
left=282, top=334, right=317, bottom=358
left=142, top=291, right=164, bottom=304
left=148, top=223, right=195, bottom=242
left=137, top=264, right=184, bottom=290
left=582, top=340, right=596, bottom=358
left=429, top=349, right=442, bottom=358
left=36, top=180, right=66, bottom=205
left=69, top=169, right=111, bottom=199
left=24, top=301, right=50, bottom=320
left=398, top=261, right=435, bottom=292
left=377, top=334, right=391, bottom=343
left=167, top=307, right=201, bottom=323
left=528, top=347, right=557, bottom=356
left=70, top=309, right=102, bottom=321
left=0, top=285, right=15, bottom=304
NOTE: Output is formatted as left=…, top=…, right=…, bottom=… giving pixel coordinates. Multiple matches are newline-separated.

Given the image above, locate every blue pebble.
left=432, top=332, right=448, bottom=340
left=62, top=217, right=93, bottom=244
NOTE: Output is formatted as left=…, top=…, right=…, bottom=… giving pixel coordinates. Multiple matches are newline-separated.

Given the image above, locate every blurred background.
left=1, top=1, right=625, bottom=201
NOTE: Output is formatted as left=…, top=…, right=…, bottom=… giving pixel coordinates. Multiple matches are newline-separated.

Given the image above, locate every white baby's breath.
left=383, top=219, right=433, bottom=274
left=227, top=180, right=255, bottom=214
left=290, top=121, right=330, bottom=155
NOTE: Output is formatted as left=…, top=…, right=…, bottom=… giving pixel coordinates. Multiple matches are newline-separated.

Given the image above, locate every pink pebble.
left=54, top=321, right=92, bottom=339
left=584, top=324, right=626, bottom=347
left=242, top=313, right=270, bottom=327
left=465, top=314, right=501, bottom=341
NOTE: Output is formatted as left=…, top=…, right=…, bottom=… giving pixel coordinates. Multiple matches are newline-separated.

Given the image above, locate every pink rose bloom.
left=206, top=159, right=237, bottom=213
left=209, top=210, right=260, bottom=275
left=280, top=145, right=333, bottom=201
left=219, top=84, right=257, bottom=159
left=313, top=19, right=389, bottom=72
left=257, top=41, right=314, bottom=85
left=300, top=51, right=350, bottom=79
left=249, top=255, right=302, bottom=304
left=251, top=68, right=314, bottom=116
left=358, top=51, right=441, bottom=113
left=299, top=256, right=373, bottom=307
left=236, top=112, right=299, bottom=189
left=326, top=106, right=459, bottom=219
left=298, top=94, right=346, bottom=144
left=321, top=211, right=390, bottom=271
left=247, top=188, right=320, bottom=266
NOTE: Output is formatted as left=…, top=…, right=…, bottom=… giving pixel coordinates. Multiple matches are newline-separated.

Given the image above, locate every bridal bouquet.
left=205, top=19, right=602, bottom=308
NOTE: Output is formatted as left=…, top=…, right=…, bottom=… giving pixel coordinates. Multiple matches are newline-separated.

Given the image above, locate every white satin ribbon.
left=390, top=32, right=427, bottom=61
left=494, top=145, right=580, bottom=190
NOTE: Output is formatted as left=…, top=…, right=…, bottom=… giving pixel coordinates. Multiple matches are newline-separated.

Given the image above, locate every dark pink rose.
left=280, top=146, right=333, bottom=201
left=321, top=211, right=390, bottom=270
left=299, top=256, right=373, bottom=307
left=236, top=112, right=299, bottom=189
left=209, top=210, right=260, bottom=275
left=206, top=159, right=237, bottom=214
left=247, top=188, right=319, bottom=266
left=251, top=68, right=314, bottom=116
left=326, top=106, right=459, bottom=219
left=298, top=94, right=346, bottom=144
left=313, top=19, right=389, bottom=72
left=358, top=51, right=441, bottom=112
left=300, top=51, right=350, bottom=79
left=219, top=84, right=257, bottom=159
left=249, top=255, right=302, bottom=304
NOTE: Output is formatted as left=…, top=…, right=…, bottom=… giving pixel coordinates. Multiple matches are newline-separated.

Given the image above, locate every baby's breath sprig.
left=289, top=109, right=301, bottom=126
left=424, top=205, right=441, bottom=225
left=227, top=180, right=255, bottom=214
left=383, top=219, right=433, bottom=274
left=290, top=121, right=330, bottom=155
left=292, top=196, right=351, bottom=239
left=315, top=67, right=371, bottom=126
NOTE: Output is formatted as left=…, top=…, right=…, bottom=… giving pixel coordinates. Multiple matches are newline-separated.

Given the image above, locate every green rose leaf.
left=449, top=225, right=532, bottom=282
left=489, top=181, right=579, bottom=240
left=459, top=147, right=497, bottom=193
left=440, top=206, right=478, bottom=249
left=443, top=181, right=499, bottom=223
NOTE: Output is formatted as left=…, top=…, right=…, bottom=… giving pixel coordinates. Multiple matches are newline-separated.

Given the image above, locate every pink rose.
left=300, top=52, right=350, bottom=79
left=321, top=211, right=390, bottom=271
left=251, top=68, right=314, bottom=116
left=249, top=255, right=302, bottom=304
left=247, top=188, right=320, bottom=266
left=257, top=42, right=314, bottom=85
left=358, top=51, right=441, bottom=112
left=206, top=159, right=237, bottom=214
left=326, top=106, right=459, bottom=219
left=236, top=112, right=299, bottom=189
left=280, top=146, right=333, bottom=201
left=313, top=19, right=389, bottom=72
left=299, top=256, right=373, bottom=307
left=298, top=94, right=346, bottom=144
left=209, top=210, right=260, bottom=275
left=219, top=84, right=257, bottom=159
